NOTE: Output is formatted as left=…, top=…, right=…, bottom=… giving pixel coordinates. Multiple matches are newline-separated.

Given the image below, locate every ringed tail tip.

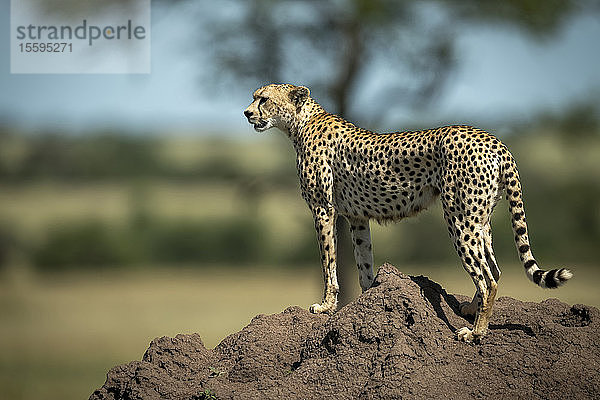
left=532, top=267, right=573, bottom=289
left=557, top=268, right=573, bottom=283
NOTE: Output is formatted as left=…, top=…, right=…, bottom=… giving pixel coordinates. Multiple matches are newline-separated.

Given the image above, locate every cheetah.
left=243, top=83, right=572, bottom=343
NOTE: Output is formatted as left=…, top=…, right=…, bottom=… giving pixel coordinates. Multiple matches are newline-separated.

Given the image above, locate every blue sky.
left=1, top=1, right=599, bottom=136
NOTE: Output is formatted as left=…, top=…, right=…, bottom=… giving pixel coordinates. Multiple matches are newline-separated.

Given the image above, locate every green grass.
left=0, top=263, right=597, bottom=400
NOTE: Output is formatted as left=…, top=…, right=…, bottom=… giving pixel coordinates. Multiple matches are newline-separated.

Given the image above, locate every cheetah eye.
left=259, top=97, right=268, bottom=106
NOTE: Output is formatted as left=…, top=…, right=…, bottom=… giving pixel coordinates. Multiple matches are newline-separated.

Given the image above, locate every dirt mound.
left=90, top=264, right=600, bottom=400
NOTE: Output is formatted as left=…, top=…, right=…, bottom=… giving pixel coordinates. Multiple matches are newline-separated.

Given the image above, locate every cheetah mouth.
left=252, top=120, right=268, bottom=131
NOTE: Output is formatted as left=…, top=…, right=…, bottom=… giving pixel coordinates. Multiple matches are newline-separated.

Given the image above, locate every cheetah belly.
left=333, top=172, right=439, bottom=222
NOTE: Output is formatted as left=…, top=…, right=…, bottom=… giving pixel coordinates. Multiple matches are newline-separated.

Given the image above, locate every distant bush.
left=33, top=220, right=131, bottom=269
left=146, top=217, right=266, bottom=264
left=33, top=215, right=269, bottom=269
left=0, top=133, right=298, bottom=188
left=3, top=134, right=164, bottom=182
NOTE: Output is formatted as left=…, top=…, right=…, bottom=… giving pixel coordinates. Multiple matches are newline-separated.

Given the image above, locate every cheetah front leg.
left=309, top=206, right=339, bottom=314
left=346, top=217, right=375, bottom=292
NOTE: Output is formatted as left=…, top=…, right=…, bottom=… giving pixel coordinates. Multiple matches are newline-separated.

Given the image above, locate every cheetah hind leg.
left=346, top=217, right=375, bottom=292
left=461, top=227, right=500, bottom=319
left=455, top=233, right=499, bottom=342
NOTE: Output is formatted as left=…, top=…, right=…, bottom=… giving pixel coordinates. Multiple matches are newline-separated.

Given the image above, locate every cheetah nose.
left=244, top=110, right=253, bottom=120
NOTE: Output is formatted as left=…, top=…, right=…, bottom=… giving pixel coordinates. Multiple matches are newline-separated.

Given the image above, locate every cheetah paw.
left=309, top=303, right=324, bottom=313
left=309, top=302, right=334, bottom=314
left=456, top=327, right=475, bottom=343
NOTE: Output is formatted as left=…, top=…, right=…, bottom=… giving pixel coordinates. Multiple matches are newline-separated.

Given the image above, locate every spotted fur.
left=244, top=84, right=572, bottom=342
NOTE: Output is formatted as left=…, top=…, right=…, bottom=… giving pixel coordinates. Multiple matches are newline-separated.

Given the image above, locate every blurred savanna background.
left=1, top=0, right=600, bottom=399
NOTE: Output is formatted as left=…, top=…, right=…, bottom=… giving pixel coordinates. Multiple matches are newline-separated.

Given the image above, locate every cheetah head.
left=244, top=84, right=310, bottom=132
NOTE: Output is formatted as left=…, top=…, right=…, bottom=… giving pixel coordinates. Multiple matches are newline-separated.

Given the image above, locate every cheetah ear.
left=289, top=86, right=310, bottom=112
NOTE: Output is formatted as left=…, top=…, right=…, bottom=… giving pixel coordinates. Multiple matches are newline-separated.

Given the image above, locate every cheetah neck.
left=285, top=98, right=326, bottom=143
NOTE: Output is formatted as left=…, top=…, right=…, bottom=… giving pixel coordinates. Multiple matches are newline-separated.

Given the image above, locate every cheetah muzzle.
left=244, top=83, right=573, bottom=343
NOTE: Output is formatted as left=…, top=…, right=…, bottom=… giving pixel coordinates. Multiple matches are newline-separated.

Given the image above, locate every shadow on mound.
left=90, top=264, right=600, bottom=400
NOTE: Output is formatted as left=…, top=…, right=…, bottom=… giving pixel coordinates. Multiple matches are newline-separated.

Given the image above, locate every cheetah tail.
left=502, top=154, right=573, bottom=289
